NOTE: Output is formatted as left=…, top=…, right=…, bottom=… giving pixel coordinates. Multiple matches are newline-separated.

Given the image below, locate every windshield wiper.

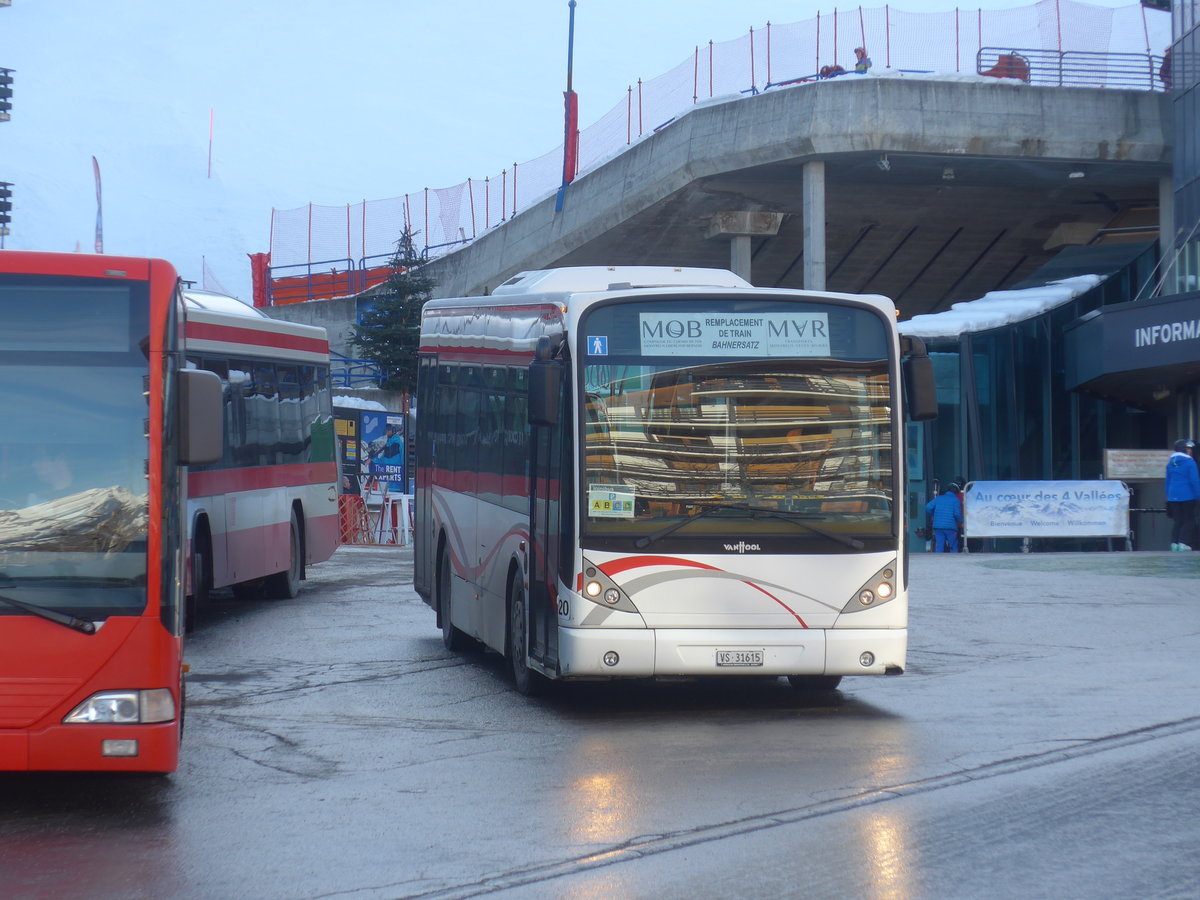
left=0, top=593, right=97, bottom=635
left=634, top=502, right=864, bottom=550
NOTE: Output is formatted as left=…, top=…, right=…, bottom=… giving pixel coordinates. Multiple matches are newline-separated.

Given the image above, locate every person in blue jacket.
left=1165, top=438, right=1200, bottom=550
left=925, top=483, right=963, bottom=553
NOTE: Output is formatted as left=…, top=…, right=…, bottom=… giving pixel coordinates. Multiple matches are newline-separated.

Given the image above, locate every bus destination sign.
left=639, top=312, right=831, bottom=357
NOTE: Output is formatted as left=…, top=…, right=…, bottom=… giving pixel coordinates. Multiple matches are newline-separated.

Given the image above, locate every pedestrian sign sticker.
left=588, top=485, right=634, bottom=518
left=587, top=335, right=608, bottom=356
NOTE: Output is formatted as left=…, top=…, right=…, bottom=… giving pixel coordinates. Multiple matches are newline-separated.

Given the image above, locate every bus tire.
left=508, top=574, right=543, bottom=696
left=186, top=528, right=212, bottom=633
left=787, top=674, right=842, bottom=692
left=438, top=550, right=465, bottom=652
left=264, top=510, right=303, bottom=600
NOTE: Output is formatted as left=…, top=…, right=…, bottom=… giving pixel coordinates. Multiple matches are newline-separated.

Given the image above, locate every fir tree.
left=351, top=228, right=434, bottom=395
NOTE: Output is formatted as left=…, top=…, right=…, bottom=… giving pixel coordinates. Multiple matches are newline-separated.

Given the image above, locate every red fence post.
left=249, top=251, right=270, bottom=308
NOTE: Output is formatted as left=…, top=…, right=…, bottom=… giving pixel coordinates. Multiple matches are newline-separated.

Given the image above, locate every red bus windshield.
left=0, top=274, right=152, bottom=620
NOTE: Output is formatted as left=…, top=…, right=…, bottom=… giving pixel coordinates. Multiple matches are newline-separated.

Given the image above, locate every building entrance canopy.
left=1066, top=291, right=1200, bottom=411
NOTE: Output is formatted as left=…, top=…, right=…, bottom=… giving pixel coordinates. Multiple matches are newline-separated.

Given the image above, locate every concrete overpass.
left=276, top=75, right=1171, bottom=351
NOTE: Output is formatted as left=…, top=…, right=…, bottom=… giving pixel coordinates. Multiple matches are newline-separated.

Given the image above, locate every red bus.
left=182, top=289, right=339, bottom=623
left=0, top=251, right=223, bottom=772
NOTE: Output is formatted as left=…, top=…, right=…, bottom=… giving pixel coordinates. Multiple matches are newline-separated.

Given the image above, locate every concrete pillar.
left=705, top=211, right=784, bottom=284
left=1159, top=174, right=1176, bottom=297
left=803, top=160, right=826, bottom=291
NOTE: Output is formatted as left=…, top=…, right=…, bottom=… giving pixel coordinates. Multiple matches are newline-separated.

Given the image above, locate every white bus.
left=413, top=267, right=936, bottom=694
left=183, top=290, right=340, bottom=626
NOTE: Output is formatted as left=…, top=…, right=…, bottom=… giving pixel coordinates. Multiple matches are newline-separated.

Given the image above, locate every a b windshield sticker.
left=588, top=485, right=635, bottom=518
left=639, top=312, right=831, bottom=357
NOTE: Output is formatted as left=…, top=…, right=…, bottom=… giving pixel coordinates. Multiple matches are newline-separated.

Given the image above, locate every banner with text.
left=964, top=481, right=1129, bottom=538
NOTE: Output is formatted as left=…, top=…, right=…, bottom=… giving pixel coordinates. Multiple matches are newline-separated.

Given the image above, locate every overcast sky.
left=0, top=0, right=1160, bottom=299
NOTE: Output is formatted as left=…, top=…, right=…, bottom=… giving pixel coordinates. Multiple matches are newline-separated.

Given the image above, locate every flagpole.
left=555, top=0, right=578, bottom=213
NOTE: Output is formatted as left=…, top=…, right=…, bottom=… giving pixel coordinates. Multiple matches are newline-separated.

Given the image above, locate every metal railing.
left=977, top=48, right=1166, bottom=91
left=330, top=354, right=383, bottom=389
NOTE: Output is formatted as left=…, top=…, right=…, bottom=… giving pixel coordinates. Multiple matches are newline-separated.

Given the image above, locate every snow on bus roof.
left=492, top=266, right=752, bottom=296
left=183, top=289, right=269, bottom=318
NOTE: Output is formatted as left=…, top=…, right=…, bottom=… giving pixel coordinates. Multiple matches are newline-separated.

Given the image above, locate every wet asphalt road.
left=2, top=547, right=1199, bottom=899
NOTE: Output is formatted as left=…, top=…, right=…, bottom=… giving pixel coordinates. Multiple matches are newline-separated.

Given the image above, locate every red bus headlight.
left=63, top=689, right=176, bottom=724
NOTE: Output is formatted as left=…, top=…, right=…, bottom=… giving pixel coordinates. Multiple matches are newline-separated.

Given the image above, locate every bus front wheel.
left=438, top=551, right=465, bottom=652
left=508, top=575, right=543, bottom=696
left=187, top=531, right=211, bottom=633
left=264, top=511, right=302, bottom=600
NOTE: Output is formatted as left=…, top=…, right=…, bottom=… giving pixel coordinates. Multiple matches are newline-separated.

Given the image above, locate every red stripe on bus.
left=599, top=555, right=720, bottom=576
left=186, top=321, right=329, bottom=355
left=598, top=555, right=807, bottom=626
left=188, top=462, right=336, bottom=496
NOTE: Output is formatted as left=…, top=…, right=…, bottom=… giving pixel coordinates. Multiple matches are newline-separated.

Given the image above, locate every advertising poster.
left=964, top=480, right=1129, bottom=538
left=362, top=411, right=405, bottom=490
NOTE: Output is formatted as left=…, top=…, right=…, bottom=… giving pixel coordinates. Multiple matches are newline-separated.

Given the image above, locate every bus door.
left=413, top=354, right=436, bottom=598
left=527, top=355, right=567, bottom=674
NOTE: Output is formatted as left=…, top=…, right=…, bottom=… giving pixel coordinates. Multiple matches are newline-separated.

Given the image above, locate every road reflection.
left=863, top=808, right=914, bottom=900
left=567, top=769, right=632, bottom=844
left=0, top=773, right=188, bottom=896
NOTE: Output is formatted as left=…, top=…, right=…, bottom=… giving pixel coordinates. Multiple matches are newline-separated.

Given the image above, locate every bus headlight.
left=842, top=561, right=899, bottom=613
left=64, top=689, right=176, bottom=725
left=579, top=557, right=640, bottom=613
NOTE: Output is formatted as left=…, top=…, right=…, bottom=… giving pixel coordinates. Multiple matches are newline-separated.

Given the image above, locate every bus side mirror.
left=528, top=360, right=561, bottom=426
left=901, top=336, right=938, bottom=422
left=179, top=368, right=224, bottom=464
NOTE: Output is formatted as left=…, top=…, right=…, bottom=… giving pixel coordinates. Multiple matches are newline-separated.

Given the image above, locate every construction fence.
left=267, top=0, right=1171, bottom=281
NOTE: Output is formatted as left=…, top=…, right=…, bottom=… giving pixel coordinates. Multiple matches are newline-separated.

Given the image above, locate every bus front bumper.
left=555, top=627, right=906, bottom=679
left=0, top=722, right=180, bottom=773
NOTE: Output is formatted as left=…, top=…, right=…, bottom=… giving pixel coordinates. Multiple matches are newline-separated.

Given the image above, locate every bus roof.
left=491, top=266, right=752, bottom=296
left=183, top=289, right=268, bottom=318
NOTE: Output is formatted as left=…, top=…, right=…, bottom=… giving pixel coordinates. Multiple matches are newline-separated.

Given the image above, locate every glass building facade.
left=1170, top=1, right=1200, bottom=294
left=905, top=244, right=1169, bottom=549
left=904, top=5, right=1200, bottom=551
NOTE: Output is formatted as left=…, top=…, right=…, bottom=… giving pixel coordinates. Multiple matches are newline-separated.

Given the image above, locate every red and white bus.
left=0, top=251, right=223, bottom=772
left=183, top=289, right=339, bottom=622
left=414, top=267, right=936, bottom=695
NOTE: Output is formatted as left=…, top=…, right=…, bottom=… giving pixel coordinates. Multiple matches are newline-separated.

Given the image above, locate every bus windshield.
left=0, top=276, right=151, bottom=619
left=579, top=298, right=895, bottom=550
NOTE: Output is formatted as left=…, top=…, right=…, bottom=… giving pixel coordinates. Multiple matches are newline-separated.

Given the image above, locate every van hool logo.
left=723, top=540, right=762, bottom=553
